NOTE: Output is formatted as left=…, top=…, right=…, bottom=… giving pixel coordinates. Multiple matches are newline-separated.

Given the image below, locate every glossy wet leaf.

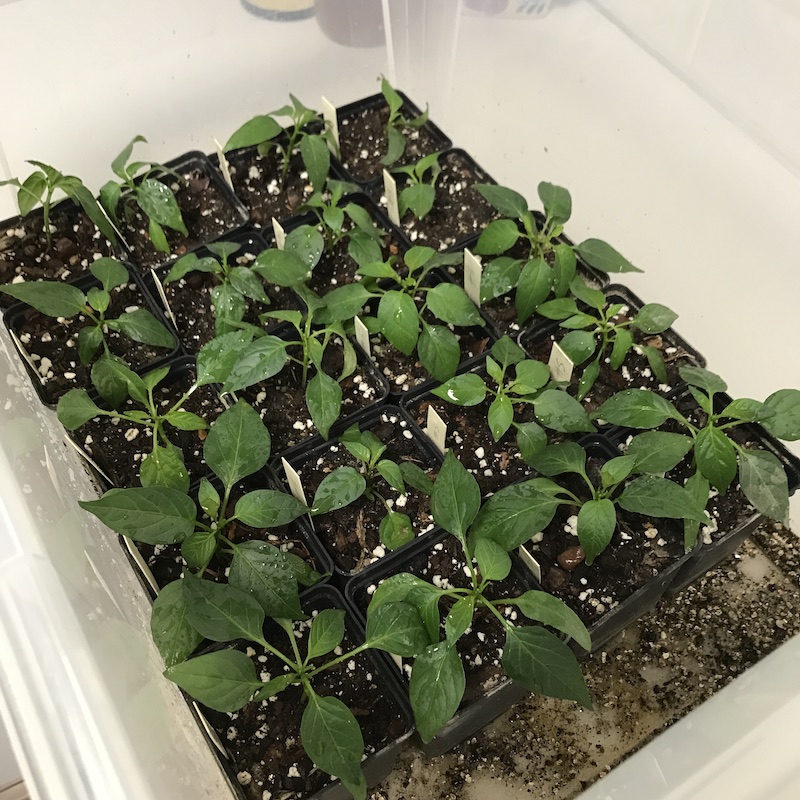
left=195, top=330, right=254, bottom=386
left=229, top=541, right=304, bottom=619
left=577, top=499, right=616, bottom=565
left=410, top=642, right=465, bottom=743
left=137, top=178, right=187, bottom=234
left=221, top=335, right=287, bottom=394
left=618, top=475, right=708, bottom=522
left=695, top=425, right=737, bottom=491
left=426, top=283, right=482, bottom=327
left=475, top=183, right=529, bottom=219
left=311, top=467, right=366, bottom=515
left=306, top=608, right=345, bottom=660
left=111, top=309, right=175, bottom=348
left=378, top=290, right=419, bottom=355
left=380, top=510, right=414, bottom=550
left=151, top=579, right=204, bottom=667
left=626, top=431, right=694, bottom=474
left=634, top=303, right=678, bottom=334
left=431, top=450, right=481, bottom=543
left=511, top=591, right=591, bottom=652
left=140, top=443, right=189, bottom=492
left=418, top=323, right=461, bottom=383
left=445, top=596, right=475, bottom=643
left=366, top=600, right=430, bottom=656
left=57, top=389, right=102, bottom=430
left=593, top=389, right=680, bottom=428
left=534, top=390, right=594, bottom=434
left=474, top=538, right=511, bottom=581
left=0, top=281, right=86, bottom=317
left=184, top=577, right=265, bottom=643
left=762, top=389, right=800, bottom=441
left=306, top=370, right=342, bottom=439
left=474, top=218, right=520, bottom=255
left=516, top=257, right=553, bottom=323
left=235, top=489, right=308, bottom=527
left=432, top=373, right=487, bottom=406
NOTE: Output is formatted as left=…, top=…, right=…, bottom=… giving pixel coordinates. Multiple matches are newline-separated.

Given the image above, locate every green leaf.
left=164, top=410, right=208, bottom=432
left=378, top=290, right=419, bottom=355
left=369, top=573, right=442, bottom=644
left=166, top=650, right=261, bottom=713
left=306, top=608, right=345, bottom=660
left=576, top=359, right=601, bottom=401
left=515, top=257, right=553, bottom=324
left=474, top=538, right=511, bottom=581
left=502, top=626, right=591, bottom=707
left=301, top=693, right=366, bottom=800
left=317, top=283, right=372, bottom=324
left=738, top=448, right=789, bottom=524
left=537, top=181, right=572, bottom=225
left=609, top=327, right=634, bottom=370
left=311, top=466, right=366, bottom=515
left=17, top=171, right=45, bottom=216
left=559, top=313, right=597, bottom=330
left=762, top=389, right=800, bottom=441
left=221, top=335, right=288, bottom=394
left=410, top=643, right=466, bottom=743
left=475, top=183, right=529, bottom=218
left=196, top=330, right=254, bottom=386
left=600, top=455, right=638, bottom=488
left=167, top=254, right=220, bottom=285
left=147, top=218, right=170, bottom=254
left=552, top=245, right=577, bottom=297
left=488, top=394, right=513, bottom=441
left=481, top=257, right=521, bottom=303
left=229, top=541, right=304, bottom=619
left=110, top=309, right=175, bottom=348
left=399, top=462, right=434, bottom=495
left=569, top=277, right=606, bottom=310
left=577, top=499, right=616, bottom=565
left=536, top=297, right=579, bottom=320
left=140, top=443, right=190, bottom=492
left=426, top=283, right=483, bottom=327
left=251, top=673, right=296, bottom=702
left=285, top=225, right=325, bottom=270
left=431, top=450, right=481, bottom=543
left=511, top=591, right=591, bottom=652
left=575, top=239, right=641, bottom=273
left=720, top=398, right=774, bottom=424
left=593, top=389, right=680, bottom=428
left=366, top=600, right=431, bottom=656
left=99, top=181, right=122, bottom=223
left=224, top=114, right=283, bottom=150
left=474, top=219, right=520, bottom=255
left=528, top=441, right=586, bottom=477
left=68, top=184, right=118, bottom=246
left=418, top=323, right=460, bottom=383
left=252, top=248, right=311, bottom=287
left=300, top=134, right=330, bottom=190
left=235, top=489, right=308, bottom=527
left=151, top=579, right=204, bottom=667
left=198, top=478, right=221, bottom=519
left=634, top=303, right=678, bottom=334
left=492, top=335, right=526, bottom=366
left=57, top=389, right=102, bottom=430
left=679, top=365, right=727, bottom=396
left=78, top=486, right=196, bottom=544
left=399, top=183, right=436, bottom=220
left=695, top=425, right=738, bottom=492
left=627, top=431, right=694, bottom=474
left=682, top=470, right=710, bottom=551
left=381, top=126, right=406, bottom=166
left=403, top=246, right=436, bottom=271
left=380, top=511, right=415, bottom=550
left=77, top=325, right=104, bottom=364
left=184, top=577, right=265, bottom=643
left=87, top=287, right=110, bottom=314
left=618, top=475, right=708, bottom=522
left=534, top=389, right=595, bottom=434
left=306, top=370, right=342, bottom=439
left=181, top=529, right=217, bottom=570
left=348, top=234, right=383, bottom=268
left=110, top=134, right=146, bottom=178
left=204, top=400, right=271, bottom=490
left=558, top=330, right=597, bottom=366
left=229, top=267, right=269, bottom=305
left=515, top=421, right=548, bottom=465
left=511, top=360, right=550, bottom=395
left=91, top=353, right=133, bottom=406
left=445, top=596, right=475, bottom=643
left=0, top=281, right=86, bottom=317
left=376, top=459, right=406, bottom=494
left=137, top=178, right=187, bottom=235
left=90, top=258, right=129, bottom=292
left=431, top=374, right=487, bottom=407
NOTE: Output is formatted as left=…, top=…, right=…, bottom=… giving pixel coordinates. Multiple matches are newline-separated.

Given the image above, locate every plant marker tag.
left=425, top=405, right=447, bottom=454
left=282, top=457, right=308, bottom=506
left=354, top=316, right=371, bottom=357
left=272, top=218, right=286, bottom=251
left=213, top=138, right=235, bottom=192
left=320, top=96, right=340, bottom=151
left=518, top=543, right=542, bottom=582
left=463, top=249, right=482, bottom=306
left=150, top=268, right=177, bottom=326
left=548, top=341, right=574, bottom=384
left=383, top=169, right=401, bottom=226
left=193, top=703, right=229, bottom=757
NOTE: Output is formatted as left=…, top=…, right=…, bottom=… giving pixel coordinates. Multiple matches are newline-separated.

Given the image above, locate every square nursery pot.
left=191, top=584, right=414, bottom=800
left=65, top=355, right=228, bottom=490
left=145, top=228, right=303, bottom=354
left=235, top=328, right=389, bottom=462
left=611, top=390, right=800, bottom=598
left=279, top=404, right=442, bottom=579
left=345, top=527, right=535, bottom=757
left=3, top=268, right=180, bottom=406
left=0, top=198, right=120, bottom=305
left=121, top=466, right=335, bottom=598
left=334, top=89, right=452, bottom=188
left=518, top=435, right=697, bottom=655
left=209, top=125, right=352, bottom=229
left=519, top=283, right=706, bottom=426
left=117, top=150, right=249, bottom=272
left=377, top=148, right=502, bottom=254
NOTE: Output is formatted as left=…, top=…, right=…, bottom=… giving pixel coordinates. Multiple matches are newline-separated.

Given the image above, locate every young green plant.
left=392, top=150, right=442, bottom=220
left=379, top=76, right=430, bottom=166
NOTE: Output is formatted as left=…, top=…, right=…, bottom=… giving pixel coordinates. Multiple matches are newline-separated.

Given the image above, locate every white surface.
left=0, top=715, right=20, bottom=790
left=0, top=1, right=799, bottom=799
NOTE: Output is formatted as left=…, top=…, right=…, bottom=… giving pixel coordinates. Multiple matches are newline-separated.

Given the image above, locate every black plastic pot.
left=344, top=527, right=533, bottom=757
left=279, top=404, right=442, bottom=580
left=116, top=150, right=249, bottom=272
left=3, top=268, right=180, bottom=407
left=194, top=584, right=414, bottom=800
left=334, top=90, right=452, bottom=188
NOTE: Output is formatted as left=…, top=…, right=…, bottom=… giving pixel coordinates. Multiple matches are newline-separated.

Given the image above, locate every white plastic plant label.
left=272, top=217, right=286, bottom=251
left=354, top=316, right=371, bottom=357
left=320, top=95, right=340, bottom=151
left=464, top=249, right=482, bottom=306
left=548, top=341, right=574, bottom=384
left=150, top=268, right=177, bottom=326
left=281, top=457, right=308, bottom=506
left=383, top=169, right=401, bottom=226
left=213, top=138, right=235, bottom=192
left=517, top=543, right=543, bottom=582
left=426, top=405, right=447, bottom=454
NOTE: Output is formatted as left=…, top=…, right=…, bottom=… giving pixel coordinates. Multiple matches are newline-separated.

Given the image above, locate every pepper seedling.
left=0, top=258, right=175, bottom=406
left=593, top=366, right=800, bottom=546
left=0, top=160, right=118, bottom=248
left=392, top=150, right=442, bottom=220
left=379, top=76, right=430, bottom=166
left=99, top=135, right=188, bottom=255
left=432, top=335, right=595, bottom=460
left=224, top=94, right=335, bottom=192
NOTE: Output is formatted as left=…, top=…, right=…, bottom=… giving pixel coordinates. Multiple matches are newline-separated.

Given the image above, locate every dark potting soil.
left=120, top=168, right=241, bottom=270
left=204, top=609, right=408, bottom=800
left=383, top=151, right=500, bottom=251
left=77, top=367, right=226, bottom=489
left=219, top=145, right=318, bottom=227
left=10, top=282, right=176, bottom=404
left=338, top=101, right=444, bottom=184
left=240, top=339, right=384, bottom=455
left=0, top=204, right=114, bottom=305
left=288, top=408, right=439, bottom=574
left=356, top=534, right=533, bottom=706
